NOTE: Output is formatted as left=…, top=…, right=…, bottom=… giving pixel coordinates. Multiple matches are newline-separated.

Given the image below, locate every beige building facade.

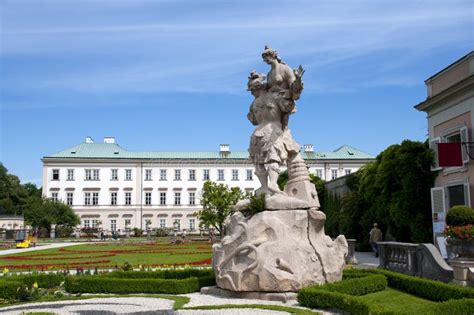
left=415, top=51, right=474, bottom=255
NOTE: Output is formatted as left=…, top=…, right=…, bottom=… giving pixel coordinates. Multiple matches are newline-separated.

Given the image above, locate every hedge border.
left=298, top=269, right=474, bottom=315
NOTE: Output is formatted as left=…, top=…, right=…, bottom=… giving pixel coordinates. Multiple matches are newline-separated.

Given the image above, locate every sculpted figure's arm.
left=247, top=103, right=258, bottom=126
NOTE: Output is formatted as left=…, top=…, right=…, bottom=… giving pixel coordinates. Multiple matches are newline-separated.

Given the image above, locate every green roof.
left=43, top=143, right=374, bottom=161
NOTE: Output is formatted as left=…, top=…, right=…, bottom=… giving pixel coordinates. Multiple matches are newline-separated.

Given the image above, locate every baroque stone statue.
left=211, top=47, right=349, bottom=293
left=238, top=46, right=319, bottom=210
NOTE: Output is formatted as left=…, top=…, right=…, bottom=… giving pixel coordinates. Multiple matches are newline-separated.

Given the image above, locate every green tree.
left=195, top=181, right=245, bottom=234
left=340, top=140, right=435, bottom=244
left=0, top=163, right=28, bottom=215
left=24, top=197, right=80, bottom=233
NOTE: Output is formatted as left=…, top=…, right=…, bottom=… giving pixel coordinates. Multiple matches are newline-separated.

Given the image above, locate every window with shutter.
left=429, top=137, right=441, bottom=171
left=460, top=126, right=469, bottom=164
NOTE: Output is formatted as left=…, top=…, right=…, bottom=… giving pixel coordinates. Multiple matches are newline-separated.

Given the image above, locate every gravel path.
left=0, top=294, right=335, bottom=315
left=0, top=242, right=86, bottom=256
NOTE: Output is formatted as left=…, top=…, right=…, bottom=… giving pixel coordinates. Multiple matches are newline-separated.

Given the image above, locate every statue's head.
left=262, top=45, right=278, bottom=64
left=247, top=70, right=265, bottom=92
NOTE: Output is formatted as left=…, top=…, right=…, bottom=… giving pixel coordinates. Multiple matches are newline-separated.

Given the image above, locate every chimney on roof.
left=85, top=136, right=94, bottom=144
left=220, top=144, right=230, bottom=153
left=219, top=144, right=230, bottom=158
left=104, top=137, right=115, bottom=144
left=304, top=144, right=314, bottom=152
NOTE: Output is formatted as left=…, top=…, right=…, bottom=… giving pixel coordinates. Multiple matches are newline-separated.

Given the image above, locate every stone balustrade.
left=378, top=242, right=454, bottom=283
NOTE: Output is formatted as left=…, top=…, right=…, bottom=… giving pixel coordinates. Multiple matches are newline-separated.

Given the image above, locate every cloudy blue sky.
left=1, top=0, right=473, bottom=185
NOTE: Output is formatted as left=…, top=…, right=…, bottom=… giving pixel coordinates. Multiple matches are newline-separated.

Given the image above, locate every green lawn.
left=0, top=241, right=212, bottom=271
left=358, top=288, right=437, bottom=313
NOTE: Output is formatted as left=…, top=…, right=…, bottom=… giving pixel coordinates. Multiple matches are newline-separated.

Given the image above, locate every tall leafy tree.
left=0, top=163, right=28, bottom=215
left=196, top=181, right=245, bottom=234
left=24, top=197, right=80, bottom=232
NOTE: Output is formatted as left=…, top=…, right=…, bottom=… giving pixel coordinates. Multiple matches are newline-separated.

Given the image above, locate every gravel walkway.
left=0, top=242, right=86, bottom=256
left=0, top=293, right=335, bottom=315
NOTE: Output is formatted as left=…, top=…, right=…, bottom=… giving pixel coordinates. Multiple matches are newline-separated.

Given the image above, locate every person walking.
left=369, top=223, right=383, bottom=257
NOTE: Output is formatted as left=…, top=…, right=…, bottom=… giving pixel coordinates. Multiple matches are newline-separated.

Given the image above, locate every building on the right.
left=415, top=51, right=474, bottom=255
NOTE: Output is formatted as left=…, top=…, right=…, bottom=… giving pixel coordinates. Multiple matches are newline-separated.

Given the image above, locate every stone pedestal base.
left=200, top=286, right=297, bottom=303
left=213, top=209, right=348, bottom=292
left=451, top=258, right=474, bottom=287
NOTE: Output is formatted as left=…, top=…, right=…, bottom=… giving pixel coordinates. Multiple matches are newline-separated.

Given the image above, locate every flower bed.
left=0, top=241, right=212, bottom=271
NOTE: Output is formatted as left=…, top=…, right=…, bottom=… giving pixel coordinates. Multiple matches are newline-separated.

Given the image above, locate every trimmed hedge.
left=446, top=205, right=474, bottom=226
left=104, top=269, right=213, bottom=280
left=6, top=273, right=65, bottom=289
left=0, top=281, right=23, bottom=300
left=360, top=269, right=474, bottom=302
left=322, top=274, right=387, bottom=296
left=298, top=287, right=371, bottom=315
left=65, top=276, right=204, bottom=294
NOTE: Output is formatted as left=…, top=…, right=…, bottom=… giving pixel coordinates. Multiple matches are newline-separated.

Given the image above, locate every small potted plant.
left=444, top=205, right=474, bottom=258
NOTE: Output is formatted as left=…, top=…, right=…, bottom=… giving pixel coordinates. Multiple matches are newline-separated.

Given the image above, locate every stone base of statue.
left=200, top=286, right=297, bottom=303
left=212, top=209, right=348, bottom=292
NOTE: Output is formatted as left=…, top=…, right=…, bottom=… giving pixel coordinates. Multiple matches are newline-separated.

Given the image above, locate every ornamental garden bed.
left=298, top=268, right=474, bottom=315
left=0, top=241, right=212, bottom=271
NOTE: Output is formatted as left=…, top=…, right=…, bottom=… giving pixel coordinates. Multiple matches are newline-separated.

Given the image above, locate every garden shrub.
left=298, top=288, right=371, bottom=315
left=9, top=273, right=65, bottom=288
left=367, top=269, right=474, bottom=301
left=64, top=276, right=202, bottom=294
left=0, top=281, right=23, bottom=300
left=104, top=268, right=214, bottom=280
left=446, top=205, right=474, bottom=226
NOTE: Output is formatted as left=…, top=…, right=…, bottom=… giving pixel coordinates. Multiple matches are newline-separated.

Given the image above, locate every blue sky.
left=1, top=0, right=473, bottom=185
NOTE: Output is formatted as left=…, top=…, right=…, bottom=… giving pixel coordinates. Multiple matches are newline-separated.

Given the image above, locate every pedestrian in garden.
left=369, top=223, right=383, bottom=257
left=182, top=229, right=187, bottom=243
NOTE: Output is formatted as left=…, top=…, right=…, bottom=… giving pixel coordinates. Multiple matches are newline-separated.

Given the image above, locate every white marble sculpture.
left=236, top=46, right=319, bottom=210
left=213, top=47, right=348, bottom=293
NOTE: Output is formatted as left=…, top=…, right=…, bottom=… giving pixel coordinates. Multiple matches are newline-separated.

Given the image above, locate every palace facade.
left=42, top=137, right=374, bottom=233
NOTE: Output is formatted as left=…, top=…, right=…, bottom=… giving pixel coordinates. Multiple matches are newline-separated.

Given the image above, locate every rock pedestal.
left=212, top=209, right=348, bottom=292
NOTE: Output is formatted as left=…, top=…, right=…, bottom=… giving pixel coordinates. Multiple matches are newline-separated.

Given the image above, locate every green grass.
left=183, top=304, right=320, bottom=314
left=0, top=241, right=212, bottom=271
left=358, top=288, right=437, bottom=313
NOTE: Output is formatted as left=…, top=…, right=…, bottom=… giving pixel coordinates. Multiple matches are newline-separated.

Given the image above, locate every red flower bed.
left=2, top=253, right=115, bottom=261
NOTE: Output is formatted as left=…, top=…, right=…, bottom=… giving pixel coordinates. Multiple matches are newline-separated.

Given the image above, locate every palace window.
left=345, top=169, right=352, bottom=175
left=145, top=169, right=152, bottom=181
left=66, top=192, right=74, bottom=206
left=125, top=192, right=131, bottom=205
left=160, top=192, right=166, bottom=205
left=92, top=192, right=99, bottom=205
left=174, top=192, right=181, bottom=205
left=189, top=192, right=196, bottom=205
left=218, top=169, right=225, bottom=181
left=232, top=169, right=239, bottom=181
left=84, top=193, right=91, bottom=205
left=189, top=219, right=196, bottom=231
left=111, top=169, right=118, bottom=181
left=174, top=169, right=181, bottom=181
left=124, top=219, right=131, bottom=227
left=331, top=169, right=338, bottom=180
left=145, top=192, right=152, bottom=205
left=67, top=169, right=74, bottom=181
left=111, top=192, right=117, bottom=206
left=160, top=169, right=167, bottom=181
left=110, top=220, right=117, bottom=231
left=189, top=169, right=196, bottom=181
left=51, top=192, right=58, bottom=202
left=52, top=169, right=60, bottom=181
left=246, top=169, right=253, bottom=181
left=174, top=219, right=181, bottom=230
left=92, top=220, right=99, bottom=228
left=85, top=169, right=99, bottom=181
left=125, top=169, right=132, bottom=181
left=83, top=220, right=90, bottom=228
left=160, top=219, right=166, bottom=228
left=203, top=169, right=210, bottom=181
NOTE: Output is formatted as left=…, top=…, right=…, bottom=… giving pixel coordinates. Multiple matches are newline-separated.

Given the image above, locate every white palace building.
left=42, top=137, right=374, bottom=233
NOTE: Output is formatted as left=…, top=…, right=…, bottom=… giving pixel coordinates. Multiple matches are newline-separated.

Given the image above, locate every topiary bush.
left=446, top=206, right=474, bottom=226
left=64, top=276, right=202, bottom=294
